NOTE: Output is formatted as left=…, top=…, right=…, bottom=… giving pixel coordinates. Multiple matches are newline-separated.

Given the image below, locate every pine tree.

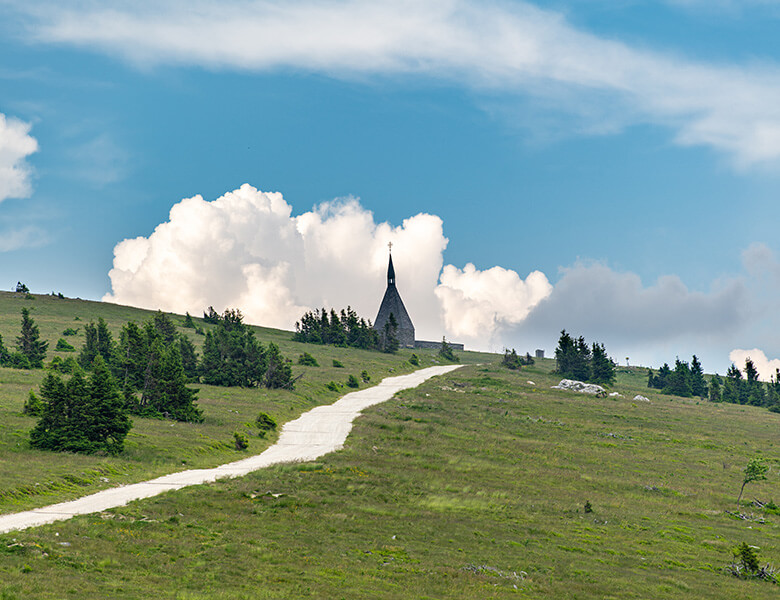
left=79, top=318, right=114, bottom=369
left=30, top=357, right=132, bottom=454
left=264, top=342, right=293, bottom=389
left=198, top=309, right=271, bottom=387
left=590, top=342, right=615, bottom=385
left=178, top=335, right=198, bottom=381
left=743, top=358, right=767, bottom=407
left=664, top=358, right=693, bottom=397
left=382, top=313, right=399, bottom=354
left=722, top=364, right=744, bottom=404
left=16, top=308, right=48, bottom=368
left=709, top=374, right=722, bottom=402
left=555, top=330, right=576, bottom=376
left=183, top=312, right=196, bottom=328
left=690, top=355, right=708, bottom=397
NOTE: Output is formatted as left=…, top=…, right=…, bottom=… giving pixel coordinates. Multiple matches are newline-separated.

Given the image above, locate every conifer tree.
left=264, top=342, right=293, bottom=389
left=79, top=318, right=114, bottom=369
left=30, top=357, right=131, bottom=454
left=709, top=374, right=722, bottom=402
left=690, top=355, right=708, bottom=397
left=382, top=313, right=399, bottom=354
left=665, top=358, right=693, bottom=397
left=16, top=308, right=48, bottom=368
left=590, top=342, right=615, bottom=385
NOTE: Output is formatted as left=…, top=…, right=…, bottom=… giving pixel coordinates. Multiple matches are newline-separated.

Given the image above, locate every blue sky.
left=3, top=0, right=780, bottom=375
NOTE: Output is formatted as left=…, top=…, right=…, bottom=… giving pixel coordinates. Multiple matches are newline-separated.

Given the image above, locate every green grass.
left=0, top=352, right=778, bottom=598
left=0, top=291, right=487, bottom=513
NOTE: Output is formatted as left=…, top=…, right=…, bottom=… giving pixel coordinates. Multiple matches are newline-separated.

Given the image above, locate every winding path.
left=0, top=364, right=462, bottom=534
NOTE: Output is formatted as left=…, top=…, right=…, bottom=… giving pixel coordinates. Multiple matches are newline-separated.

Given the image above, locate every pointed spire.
left=387, top=248, right=395, bottom=286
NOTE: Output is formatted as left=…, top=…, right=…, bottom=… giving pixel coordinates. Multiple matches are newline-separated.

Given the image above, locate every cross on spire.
left=388, top=241, right=393, bottom=253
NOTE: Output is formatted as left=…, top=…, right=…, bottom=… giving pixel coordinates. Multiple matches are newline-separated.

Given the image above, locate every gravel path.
left=0, top=364, right=462, bottom=534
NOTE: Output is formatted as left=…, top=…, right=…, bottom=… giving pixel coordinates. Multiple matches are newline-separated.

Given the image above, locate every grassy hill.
left=0, top=291, right=487, bottom=514
left=0, top=292, right=778, bottom=598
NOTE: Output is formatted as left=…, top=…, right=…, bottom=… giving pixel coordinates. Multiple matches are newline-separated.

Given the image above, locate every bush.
left=326, top=381, right=340, bottom=392
left=6, top=352, right=31, bottom=369
left=332, top=359, right=344, bottom=368
left=409, top=353, right=420, bottom=366
left=346, top=374, right=359, bottom=388
left=360, top=370, right=370, bottom=383
left=62, top=327, right=79, bottom=336
left=502, top=349, right=522, bottom=370
left=256, top=411, right=277, bottom=436
left=55, top=338, right=75, bottom=352
left=233, top=432, right=249, bottom=451
left=438, top=337, right=458, bottom=362
left=298, top=352, right=319, bottom=367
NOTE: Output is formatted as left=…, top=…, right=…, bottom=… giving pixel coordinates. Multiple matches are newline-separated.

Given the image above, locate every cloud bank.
left=104, top=184, right=550, bottom=344
left=105, top=184, right=756, bottom=372
left=0, top=113, right=37, bottom=203
left=11, top=0, right=780, bottom=165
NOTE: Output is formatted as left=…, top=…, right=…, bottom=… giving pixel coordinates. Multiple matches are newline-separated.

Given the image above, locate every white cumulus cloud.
left=435, top=263, right=552, bottom=344
left=10, top=0, right=780, bottom=164
left=104, top=184, right=554, bottom=348
left=0, top=113, right=38, bottom=202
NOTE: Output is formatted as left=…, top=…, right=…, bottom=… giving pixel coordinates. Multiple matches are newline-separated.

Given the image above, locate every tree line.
left=554, top=330, right=616, bottom=385
left=646, top=356, right=707, bottom=398
left=11, top=307, right=295, bottom=456
left=293, top=307, right=401, bottom=352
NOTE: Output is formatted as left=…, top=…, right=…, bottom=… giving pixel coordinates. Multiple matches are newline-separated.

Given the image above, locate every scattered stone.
left=633, top=395, right=650, bottom=402
left=601, top=432, right=631, bottom=440
left=608, top=392, right=622, bottom=398
left=527, top=380, right=535, bottom=385
left=552, top=379, right=606, bottom=395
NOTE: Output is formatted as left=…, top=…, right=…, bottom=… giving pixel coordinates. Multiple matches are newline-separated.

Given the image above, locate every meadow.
left=0, top=291, right=487, bottom=514
left=0, top=291, right=778, bottom=598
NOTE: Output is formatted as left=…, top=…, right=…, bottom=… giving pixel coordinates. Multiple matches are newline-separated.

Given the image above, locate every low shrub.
left=256, top=412, right=277, bottom=437
left=332, top=359, right=344, bottom=368
left=233, top=432, right=249, bottom=451
left=298, top=352, right=319, bottom=367
left=346, top=374, right=359, bottom=388
left=55, top=338, right=75, bottom=352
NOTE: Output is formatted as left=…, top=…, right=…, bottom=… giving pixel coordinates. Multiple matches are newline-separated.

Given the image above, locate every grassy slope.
left=0, top=291, right=486, bottom=513
left=0, top=293, right=778, bottom=598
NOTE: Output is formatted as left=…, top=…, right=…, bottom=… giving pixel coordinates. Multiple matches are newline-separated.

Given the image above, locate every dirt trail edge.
left=0, top=364, right=462, bottom=534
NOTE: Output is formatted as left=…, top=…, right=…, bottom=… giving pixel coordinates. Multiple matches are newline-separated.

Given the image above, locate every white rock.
left=551, top=379, right=606, bottom=395
left=633, top=394, right=650, bottom=402
left=527, top=380, right=536, bottom=385
left=608, top=392, right=622, bottom=398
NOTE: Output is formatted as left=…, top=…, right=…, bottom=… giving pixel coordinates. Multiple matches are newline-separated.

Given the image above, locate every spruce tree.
left=689, top=355, right=708, bottom=397
left=381, top=313, right=399, bottom=354
left=590, top=342, right=615, bottom=385
left=709, top=374, right=722, bottom=402
left=264, top=342, right=293, bottom=389
left=16, top=308, right=48, bottom=368
left=744, top=358, right=766, bottom=406
left=79, top=318, right=114, bottom=369
left=30, top=357, right=131, bottom=454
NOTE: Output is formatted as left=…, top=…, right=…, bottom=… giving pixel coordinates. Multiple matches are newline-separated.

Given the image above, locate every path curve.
left=0, top=364, right=462, bottom=534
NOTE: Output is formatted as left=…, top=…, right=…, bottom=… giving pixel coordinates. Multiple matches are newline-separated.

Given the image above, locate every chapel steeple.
left=387, top=243, right=396, bottom=286
left=374, top=243, right=415, bottom=348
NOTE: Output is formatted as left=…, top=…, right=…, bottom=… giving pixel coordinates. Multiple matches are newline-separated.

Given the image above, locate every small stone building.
left=374, top=252, right=415, bottom=348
